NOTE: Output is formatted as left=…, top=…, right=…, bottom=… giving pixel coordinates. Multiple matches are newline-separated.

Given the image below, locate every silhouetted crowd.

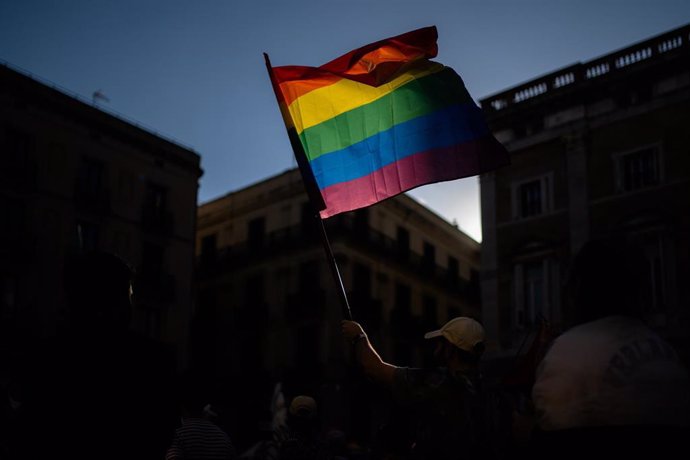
left=2, top=240, right=689, bottom=459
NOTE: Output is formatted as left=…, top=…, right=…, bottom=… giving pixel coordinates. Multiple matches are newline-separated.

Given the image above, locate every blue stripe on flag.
left=309, top=103, right=489, bottom=190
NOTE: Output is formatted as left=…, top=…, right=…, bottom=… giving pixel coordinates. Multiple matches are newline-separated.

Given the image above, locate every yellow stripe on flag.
left=283, top=61, right=445, bottom=134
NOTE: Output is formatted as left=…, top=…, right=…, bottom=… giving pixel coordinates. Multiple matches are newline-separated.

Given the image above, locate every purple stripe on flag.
left=319, top=135, right=509, bottom=218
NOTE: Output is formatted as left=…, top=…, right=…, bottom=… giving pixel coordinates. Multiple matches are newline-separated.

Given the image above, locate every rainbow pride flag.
left=268, top=26, right=509, bottom=218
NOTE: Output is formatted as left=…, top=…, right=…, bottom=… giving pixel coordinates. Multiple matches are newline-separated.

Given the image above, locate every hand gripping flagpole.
left=264, top=53, right=353, bottom=321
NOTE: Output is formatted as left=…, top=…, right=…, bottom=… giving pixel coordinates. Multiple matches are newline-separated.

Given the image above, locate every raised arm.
left=341, top=320, right=396, bottom=387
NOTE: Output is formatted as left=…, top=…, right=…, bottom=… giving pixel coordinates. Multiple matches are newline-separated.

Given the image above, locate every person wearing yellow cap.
left=277, top=396, right=321, bottom=460
left=342, top=316, right=491, bottom=459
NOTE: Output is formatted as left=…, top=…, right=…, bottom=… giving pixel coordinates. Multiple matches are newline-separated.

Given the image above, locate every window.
left=76, top=157, right=104, bottom=200
left=142, top=182, right=170, bottom=232
left=523, top=262, right=544, bottom=324
left=74, top=157, right=110, bottom=211
left=76, top=221, right=100, bottom=251
left=77, top=157, right=104, bottom=196
left=447, top=256, right=459, bottom=282
left=247, top=217, right=265, bottom=249
left=422, top=242, right=436, bottom=272
left=632, top=232, right=667, bottom=313
left=616, top=147, right=660, bottom=192
left=514, top=260, right=550, bottom=329
left=392, top=283, right=412, bottom=331
left=144, top=182, right=168, bottom=214
left=422, top=295, right=437, bottom=330
left=513, top=174, right=552, bottom=219
left=520, top=180, right=543, bottom=217
left=421, top=295, right=439, bottom=366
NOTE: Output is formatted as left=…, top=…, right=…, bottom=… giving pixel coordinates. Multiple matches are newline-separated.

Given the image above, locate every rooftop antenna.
left=92, top=89, right=110, bottom=106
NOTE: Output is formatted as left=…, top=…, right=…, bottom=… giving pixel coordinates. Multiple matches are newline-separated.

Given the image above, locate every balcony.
left=481, top=23, right=690, bottom=115
left=197, top=216, right=476, bottom=299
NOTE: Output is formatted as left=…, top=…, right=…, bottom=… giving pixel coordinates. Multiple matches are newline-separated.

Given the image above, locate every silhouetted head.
left=567, top=239, right=648, bottom=325
left=424, top=317, right=485, bottom=370
left=64, top=251, right=134, bottom=333
left=289, top=395, right=317, bottom=419
left=287, top=395, right=319, bottom=436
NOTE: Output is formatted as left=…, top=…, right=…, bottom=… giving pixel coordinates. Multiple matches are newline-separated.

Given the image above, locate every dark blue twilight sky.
left=2, top=0, right=689, bottom=241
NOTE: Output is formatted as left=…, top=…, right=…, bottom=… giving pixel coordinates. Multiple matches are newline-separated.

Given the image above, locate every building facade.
left=0, top=63, right=203, bottom=368
left=195, top=169, right=480, bottom=439
left=479, top=25, right=690, bottom=359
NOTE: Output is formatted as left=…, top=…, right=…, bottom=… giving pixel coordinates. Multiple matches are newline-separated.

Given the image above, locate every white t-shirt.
left=532, top=316, right=690, bottom=430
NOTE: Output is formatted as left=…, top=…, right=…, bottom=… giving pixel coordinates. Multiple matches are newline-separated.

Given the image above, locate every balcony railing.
left=481, top=24, right=690, bottom=114
left=197, top=215, right=478, bottom=298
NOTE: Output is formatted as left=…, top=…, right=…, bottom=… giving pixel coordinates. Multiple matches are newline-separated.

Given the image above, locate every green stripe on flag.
left=299, top=68, right=474, bottom=161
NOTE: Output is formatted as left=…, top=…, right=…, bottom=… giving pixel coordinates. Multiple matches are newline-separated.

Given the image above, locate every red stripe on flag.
left=271, top=26, right=439, bottom=102
left=318, top=26, right=438, bottom=86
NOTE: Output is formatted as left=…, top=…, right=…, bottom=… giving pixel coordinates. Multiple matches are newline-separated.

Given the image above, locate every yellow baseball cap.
left=424, top=317, right=485, bottom=353
left=289, top=395, right=317, bottom=419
